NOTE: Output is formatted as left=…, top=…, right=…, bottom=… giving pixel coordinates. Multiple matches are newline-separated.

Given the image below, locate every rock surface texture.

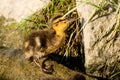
left=0, top=0, right=50, bottom=22
left=76, top=0, right=120, bottom=79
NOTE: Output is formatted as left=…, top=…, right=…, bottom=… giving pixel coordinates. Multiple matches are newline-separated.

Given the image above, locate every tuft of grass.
left=19, top=0, right=81, bottom=58
left=19, top=0, right=76, bottom=31
left=80, top=0, right=120, bottom=31
left=109, top=71, right=120, bottom=79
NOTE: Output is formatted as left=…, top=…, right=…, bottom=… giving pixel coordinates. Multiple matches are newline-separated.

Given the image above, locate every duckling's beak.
left=65, top=17, right=77, bottom=25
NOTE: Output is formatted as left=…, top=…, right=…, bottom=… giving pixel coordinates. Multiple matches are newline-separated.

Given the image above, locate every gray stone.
left=76, top=0, right=120, bottom=78
left=0, top=0, right=50, bottom=22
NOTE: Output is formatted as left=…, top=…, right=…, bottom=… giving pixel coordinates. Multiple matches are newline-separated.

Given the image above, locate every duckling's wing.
left=24, top=29, right=57, bottom=58
left=33, top=29, right=56, bottom=58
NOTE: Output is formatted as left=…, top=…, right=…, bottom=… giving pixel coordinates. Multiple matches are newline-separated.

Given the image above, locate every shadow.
left=47, top=42, right=85, bottom=73
left=48, top=53, right=84, bottom=71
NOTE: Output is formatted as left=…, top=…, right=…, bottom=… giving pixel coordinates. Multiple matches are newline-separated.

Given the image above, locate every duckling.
left=23, top=15, right=76, bottom=73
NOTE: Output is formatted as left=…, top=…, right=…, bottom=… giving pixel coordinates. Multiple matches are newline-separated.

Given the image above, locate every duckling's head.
left=51, top=15, right=76, bottom=35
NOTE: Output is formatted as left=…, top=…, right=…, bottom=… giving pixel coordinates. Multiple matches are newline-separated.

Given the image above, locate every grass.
left=0, top=16, right=21, bottom=48
left=80, top=0, right=120, bottom=31
left=19, top=0, right=76, bottom=31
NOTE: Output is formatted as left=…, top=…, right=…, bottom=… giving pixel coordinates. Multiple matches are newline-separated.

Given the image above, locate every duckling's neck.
left=55, top=30, right=65, bottom=37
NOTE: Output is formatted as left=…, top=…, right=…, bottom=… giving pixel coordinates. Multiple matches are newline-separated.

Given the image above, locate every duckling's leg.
left=33, top=58, right=41, bottom=67
left=41, top=57, right=54, bottom=74
left=33, top=57, right=54, bottom=74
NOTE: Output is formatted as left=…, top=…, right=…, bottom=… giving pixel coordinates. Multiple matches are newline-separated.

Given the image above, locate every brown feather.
left=24, top=29, right=65, bottom=59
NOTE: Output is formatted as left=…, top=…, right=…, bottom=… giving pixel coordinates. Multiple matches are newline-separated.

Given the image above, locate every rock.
left=0, top=0, right=50, bottom=22
left=76, top=0, right=120, bottom=79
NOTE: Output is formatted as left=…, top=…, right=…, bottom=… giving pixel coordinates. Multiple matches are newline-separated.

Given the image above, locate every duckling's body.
left=23, top=15, right=76, bottom=73
left=24, top=29, right=65, bottom=59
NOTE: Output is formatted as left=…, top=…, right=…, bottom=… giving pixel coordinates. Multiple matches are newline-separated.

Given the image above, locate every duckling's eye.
left=58, top=19, right=63, bottom=22
left=53, top=23, right=58, bottom=26
left=55, top=23, right=58, bottom=26
left=56, top=19, right=65, bottom=23
left=64, top=21, right=66, bottom=23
